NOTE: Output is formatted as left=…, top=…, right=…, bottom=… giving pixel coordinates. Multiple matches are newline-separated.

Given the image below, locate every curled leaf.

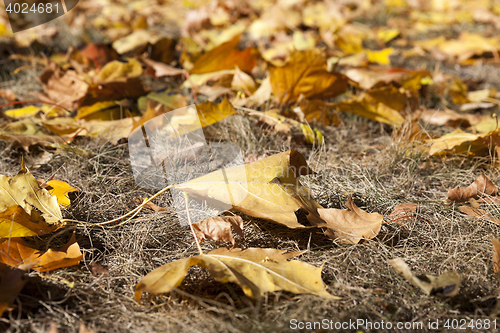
left=446, top=174, right=497, bottom=203
left=193, top=216, right=244, bottom=247
left=389, top=258, right=461, bottom=297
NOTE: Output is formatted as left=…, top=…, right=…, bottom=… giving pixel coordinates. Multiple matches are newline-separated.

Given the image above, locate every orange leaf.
left=447, top=174, right=498, bottom=203
left=190, top=34, right=256, bottom=75
left=0, top=233, right=83, bottom=272
left=492, top=238, right=500, bottom=274
left=269, top=49, right=348, bottom=104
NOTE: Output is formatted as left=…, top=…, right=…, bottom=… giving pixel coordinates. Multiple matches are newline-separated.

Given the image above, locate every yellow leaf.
left=112, top=29, right=153, bottom=54
left=298, top=99, right=340, bottom=126
left=366, top=48, right=394, bottom=65
left=195, top=98, right=235, bottom=128
left=0, top=163, right=62, bottom=225
left=231, top=66, right=257, bottom=94
left=335, top=86, right=406, bottom=127
left=76, top=101, right=122, bottom=120
left=377, top=28, right=400, bottom=43
left=181, top=69, right=235, bottom=88
left=269, top=49, right=348, bottom=104
left=0, top=205, right=57, bottom=238
left=45, top=180, right=79, bottom=209
left=0, top=233, right=83, bottom=272
left=94, top=59, right=143, bottom=84
left=429, top=128, right=500, bottom=156
left=173, top=150, right=321, bottom=228
left=135, top=247, right=337, bottom=301
left=5, top=105, right=42, bottom=119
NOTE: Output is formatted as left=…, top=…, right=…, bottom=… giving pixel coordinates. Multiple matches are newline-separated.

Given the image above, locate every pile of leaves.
left=1, top=0, right=500, bottom=331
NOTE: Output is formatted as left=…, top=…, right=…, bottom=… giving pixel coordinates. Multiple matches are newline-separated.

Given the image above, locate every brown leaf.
left=133, top=197, right=169, bottom=213
left=0, top=262, right=30, bottom=317
left=269, top=49, right=348, bottom=104
left=190, top=34, right=256, bottom=75
left=316, top=196, right=383, bottom=244
left=389, top=203, right=418, bottom=217
left=142, top=58, right=185, bottom=77
left=458, top=206, right=500, bottom=225
left=80, top=43, right=119, bottom=66
left=492, top=238, right=500, bottom=274
left=0, top=89, right=17, bottom=102
left=447, top=174, right=498, bottom=203
left=193, top=216, right=244, bottom=246
left=38, top=69, right=89, bottom=111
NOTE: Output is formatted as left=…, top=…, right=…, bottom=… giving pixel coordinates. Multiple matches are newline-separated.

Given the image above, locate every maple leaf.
left=0, top=162, right=62, bottom=225
left=135, top=247, right=338, bottom=301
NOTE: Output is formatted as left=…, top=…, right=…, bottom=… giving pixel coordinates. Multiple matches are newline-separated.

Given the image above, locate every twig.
left=183, top=192, right=203, bottom=255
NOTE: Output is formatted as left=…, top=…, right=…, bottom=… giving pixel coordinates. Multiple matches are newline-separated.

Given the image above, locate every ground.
left=1, top=1, right=500, bottom=332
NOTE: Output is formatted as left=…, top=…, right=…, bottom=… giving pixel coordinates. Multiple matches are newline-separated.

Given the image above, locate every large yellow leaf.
left=135, top=247, right=337, bottom=301
left=189, top=34, right=256, bottom=75
left=0, top=205, right=57, bottom=238
left=0, top=163, right=62, bottom=225
left=0, top=233, right=83, bottom=272
left=173, top=150, right=321, bottom=228
left=269, top=49, right=348, bottom=104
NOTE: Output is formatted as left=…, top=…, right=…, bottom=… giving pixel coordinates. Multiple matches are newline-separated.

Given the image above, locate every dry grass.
left=1, top=108, right=500, bottom=332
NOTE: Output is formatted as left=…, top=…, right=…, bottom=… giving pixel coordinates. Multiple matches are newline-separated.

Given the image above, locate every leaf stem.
left=183, top=191, right=203, bottom=255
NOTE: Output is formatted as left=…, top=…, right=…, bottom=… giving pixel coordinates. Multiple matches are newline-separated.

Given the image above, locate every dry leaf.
left=389, top=203, right=418, bottom=217
left=0, top=162, right=63, bottom=225
left=0, top=262, right=31, bottom=317
left=335, top=85, right=406, bottom=127
left=43, top=180, right=79, bottom=209
left=446, top=174, right=498, bottom=203
left=135, top=247, right=337, bottom=301
left=190, top=34, right=256, bottom=75
left=430, top=128, right=500, bottom=156
left=0, top=233, right=83, bottom=272
left=173, top=150, right=321, bottom=229
left=133, top=197, right=169, bottom=213
left=142, top=58, right=185, bottom=77
left=389, top=258, right=461, bottom=297
left=193, top=216, right=244, bottom=246
left=458, top=206, right=500, bottom=225
left=269, top=49, right=348, bottom=104
left=492, top=238, right=500, bottom=274
left=0, top=205, right=57, bottom=238
left=344, top=67, right=431, bottom=91
left=316, top=196, right=383, bottom=244
left=0, top=89, right=17, bottom=102
left=38, top=69, right=89, bottom=111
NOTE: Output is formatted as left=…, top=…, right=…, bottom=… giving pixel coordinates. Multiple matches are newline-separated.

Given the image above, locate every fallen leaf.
left=389, top=203, right=418, bottom=217
left=142, top=58, right=185, bottom=77
left=44, top=180, right=79, bottom=209
left=389, top=258, right=461, bottom=297
left=138, top=91, right=188, bottom=114
left=344, top=67, right=431, bottom=91
left=316, top=196, right=383, bottom=244
left=458, top=206, right=500, bottom=225
left=173, top=150, right=321, bottom=229
left=234, top=75, right=272, bottom=107
left=135, top=247, right=337, bottom=301
left=420, top=108, right=482, bottom=128
left=0, top=205, right=57, bottom=238
left=269, top=49, right=348, bottom=104
left=0, top=89, right=16, bottom=102
left=0, top=233, right=83, bottom=272
left=38, top=69, right=89, bottom=111
left=298, top=99, right=340, bottom=126
left=0, top=162, right=62, bottom=224
left=133, top=197, right=169, bottom=213
left=366, top=48, right=394, bottom=65
left=193, top=216, right=244, bottom=247
left=429, top=128, right=500, bottom=156
left=4, top=105, right=42, bottom=119
left=446, top=174, right=498, bottom=203
left=231, top=66, right=256, bottom=94
left=493, top=238, right=500, bottom=274
left=189, top=34, right=256, bottom=74
left=335, top=85, right=406, bottom=127
left=0, top=262, right=30, bottom=317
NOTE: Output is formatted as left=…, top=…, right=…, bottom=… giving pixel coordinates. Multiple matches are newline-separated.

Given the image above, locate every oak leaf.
left=135, top=247, right=337, bottom=301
